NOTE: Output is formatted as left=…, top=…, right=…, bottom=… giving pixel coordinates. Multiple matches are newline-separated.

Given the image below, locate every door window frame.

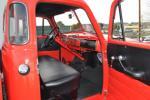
left=112, top=3, right=125, bottom=41
left=8, top=2, right=29, bottom=45
left=111, top=0, right=150, bottom=43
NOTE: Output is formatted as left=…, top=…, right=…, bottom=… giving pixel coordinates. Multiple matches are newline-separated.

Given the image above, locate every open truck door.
left=107, top=0, right=150, bottom=99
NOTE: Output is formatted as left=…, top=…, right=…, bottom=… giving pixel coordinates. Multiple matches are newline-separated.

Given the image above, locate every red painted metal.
left=84, top=94, right=103, bottom=100
left=3, top=0, right=150, bottom=99
left=2, top=0, right=108, bottom=100
left=0, top=77, right=3, bottom=100
left=61, top=32, right=101, bottom=52
left=60, top=47, right=75, bottom=64
left=55, top=37, right=85, bottom=60
left=2, top=0, right=40, bottom=100
left=107, top=0, right=150, bottom=99
left=38, top=51, right=60, bottom=60
left=107, top=69, right=150, bottom=100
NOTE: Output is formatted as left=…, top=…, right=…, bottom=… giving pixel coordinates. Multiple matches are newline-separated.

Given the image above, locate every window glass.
left=113, top=6, right=124, bottom=40
left=9, top=3, right=28, bottom=44
left=36, top=17, right=52, bottom=36
left=54, top=11, right=81, bottom=33
left=54, top=9, right=95, bottom=33
left=141, top=0, right=150, bottom=42
left=113, top=0, right=140, bottom=42
left=113, top=0, right=150, bottom=43
left=75, top=9, right=95, bottom=33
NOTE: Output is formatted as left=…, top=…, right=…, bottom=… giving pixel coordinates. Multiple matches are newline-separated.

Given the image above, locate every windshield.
left=54, top=8, right=95, bottom=33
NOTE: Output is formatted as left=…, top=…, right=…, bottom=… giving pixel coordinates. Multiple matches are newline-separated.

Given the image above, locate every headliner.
left=36, top=3, right=78, bottom=17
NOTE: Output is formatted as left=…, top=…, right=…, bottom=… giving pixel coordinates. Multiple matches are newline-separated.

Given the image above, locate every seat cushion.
left=38, top=56, right=80, bottom=87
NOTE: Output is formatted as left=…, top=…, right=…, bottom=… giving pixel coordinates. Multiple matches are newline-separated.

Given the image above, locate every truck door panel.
left=107, top=41, right=150, bottom=100
left=108, top=43, right=150, bottom=85
left=108, top=68, right=150, bottom=100
left=107, top=0, right=150, bottom=99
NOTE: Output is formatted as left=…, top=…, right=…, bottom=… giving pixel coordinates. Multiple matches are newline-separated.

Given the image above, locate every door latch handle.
left=111, top=55, right=145, bottom=79
left=111, top=55, right=126, bottom=61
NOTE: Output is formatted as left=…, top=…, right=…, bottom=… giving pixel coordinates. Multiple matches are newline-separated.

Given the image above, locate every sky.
left=85, top=0, right=146, bottom=23
left=85, top=0, right=112, bottom=24
left=115, top=0, right=139, bottom=23
left=36, top=0, right=145, bottom=26
left=141, top=0, right=150, bottom=22
left=83, top=0, right=150, bottom=23
left=2, top=0, right=150, bottom=28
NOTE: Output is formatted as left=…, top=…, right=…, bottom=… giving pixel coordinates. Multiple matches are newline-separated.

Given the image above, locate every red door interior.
left=107, top=0, right=150, bottom=99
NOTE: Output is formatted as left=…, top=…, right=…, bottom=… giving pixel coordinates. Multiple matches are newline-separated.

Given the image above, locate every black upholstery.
left=108, top=44, right=150, bottom=85
left=36, top=3, right=77, bottom=17
left=38, top=56, right=80, bottom=99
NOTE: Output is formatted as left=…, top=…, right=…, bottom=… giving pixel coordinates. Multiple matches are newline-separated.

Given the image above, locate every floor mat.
left=77, top=78, right=100, bottom=99
left=77, top=66, right=103, bottom=99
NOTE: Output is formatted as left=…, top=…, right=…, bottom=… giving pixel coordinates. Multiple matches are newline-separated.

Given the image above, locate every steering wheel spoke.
left=41, top=27, right=59, bottom=48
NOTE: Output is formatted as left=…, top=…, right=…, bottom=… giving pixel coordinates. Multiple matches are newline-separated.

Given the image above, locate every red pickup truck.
left=0, top=0, right=150, bottom=100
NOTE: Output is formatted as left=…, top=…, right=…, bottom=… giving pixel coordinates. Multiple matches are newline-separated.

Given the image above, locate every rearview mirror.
left=68, top=14, right=73, bottom=19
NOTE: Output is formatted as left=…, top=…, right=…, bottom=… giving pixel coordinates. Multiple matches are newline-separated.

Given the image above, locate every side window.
left=36, top=17, right=52, bottom=36
left=9, top=3, right=29, bottom=44
left=113, top=0, right=141, bottom=42
left=113, top=5, right=125, bottom=40
left=141, top=1, right=150, bottom=42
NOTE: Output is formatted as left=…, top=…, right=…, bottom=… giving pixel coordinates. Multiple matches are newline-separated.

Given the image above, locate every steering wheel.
left=41, top=27, right=59, bottom=48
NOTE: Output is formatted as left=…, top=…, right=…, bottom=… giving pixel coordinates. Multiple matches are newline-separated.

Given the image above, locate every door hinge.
left=104, top=89, right=108, bottom=100
left=0, top=73, right=3, bottom=79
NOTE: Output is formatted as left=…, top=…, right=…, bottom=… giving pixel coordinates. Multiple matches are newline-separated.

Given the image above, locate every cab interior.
left=36, top=3, right=103, bottom=100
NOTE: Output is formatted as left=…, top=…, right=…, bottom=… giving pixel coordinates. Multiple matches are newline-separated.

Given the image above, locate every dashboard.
left=61, top=32, right=101, bottom=52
